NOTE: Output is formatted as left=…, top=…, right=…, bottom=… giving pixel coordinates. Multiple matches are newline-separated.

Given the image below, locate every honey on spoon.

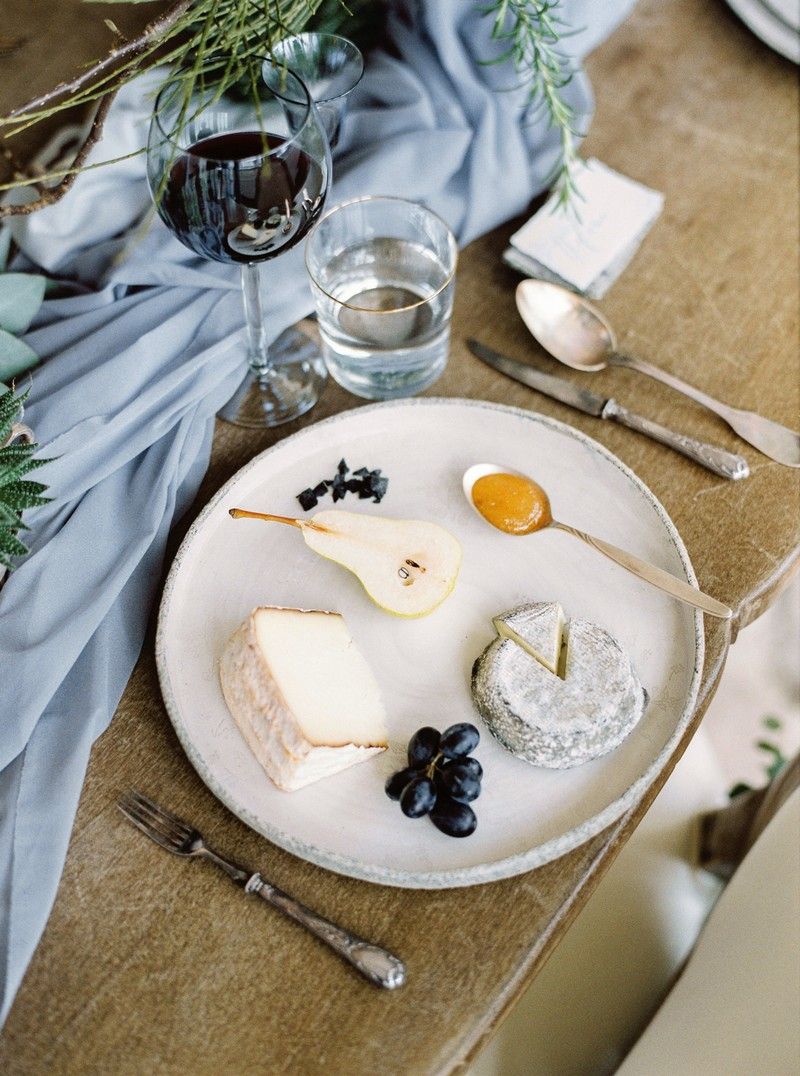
left=469, top=471, right=552, bottom=536
left=462, top=464, right=731, bottom=619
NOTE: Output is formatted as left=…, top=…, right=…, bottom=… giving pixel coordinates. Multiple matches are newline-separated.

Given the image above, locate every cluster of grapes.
left=385, top=723, right=483, bottom=838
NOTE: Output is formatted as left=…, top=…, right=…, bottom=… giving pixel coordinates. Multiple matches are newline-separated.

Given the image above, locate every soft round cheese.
left=471, top=612, right=648, bottom=769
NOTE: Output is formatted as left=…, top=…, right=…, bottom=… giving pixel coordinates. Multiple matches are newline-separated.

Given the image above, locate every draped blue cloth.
left=0, top=0, right=634, bottom=1022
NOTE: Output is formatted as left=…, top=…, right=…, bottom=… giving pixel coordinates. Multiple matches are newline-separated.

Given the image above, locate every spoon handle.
left=553, top=522, right=732, bottom=619
left=610, top=352, right=800, bottom=467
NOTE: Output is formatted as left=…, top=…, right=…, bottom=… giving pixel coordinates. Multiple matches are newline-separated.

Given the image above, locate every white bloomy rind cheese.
left=472, top=602, right=648, bottom=769
left=220, top=607, right=387, bottom=791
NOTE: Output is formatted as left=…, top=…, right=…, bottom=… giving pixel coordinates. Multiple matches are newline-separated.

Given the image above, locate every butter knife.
left=468, top=339, right=749, bottom=481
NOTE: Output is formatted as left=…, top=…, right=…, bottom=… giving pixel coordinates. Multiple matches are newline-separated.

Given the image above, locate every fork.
left=118, top=791, right=406, bottom=990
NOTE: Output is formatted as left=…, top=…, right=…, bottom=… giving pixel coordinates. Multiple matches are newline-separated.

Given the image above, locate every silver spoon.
left=516, top=279, right=800, bottom=467
left=463, top=463, right=732, bottom=619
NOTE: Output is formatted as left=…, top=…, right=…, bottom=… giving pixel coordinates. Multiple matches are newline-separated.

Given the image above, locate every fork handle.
left=244, top=873, right=406, bottom=990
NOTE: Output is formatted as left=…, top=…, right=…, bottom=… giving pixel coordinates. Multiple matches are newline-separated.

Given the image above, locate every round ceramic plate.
left=157, top=399, right=703, bottom=888
left=725, top=0, right=800, bottom=62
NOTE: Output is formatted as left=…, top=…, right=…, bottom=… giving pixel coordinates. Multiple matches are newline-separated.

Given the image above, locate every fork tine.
left=117, top=800, right=186, bottom=854
left=128, top=791, right=194, bottom=839
left=119, top=798, right=186, bottom=846
left=118, top=800, right=178, bottom=839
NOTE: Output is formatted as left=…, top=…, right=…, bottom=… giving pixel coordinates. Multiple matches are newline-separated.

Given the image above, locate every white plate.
left=157, top=399, right=703, bottom=888
left=726, top=0, right=800, bottom=62
left=762, top=0, right=800, bottom=32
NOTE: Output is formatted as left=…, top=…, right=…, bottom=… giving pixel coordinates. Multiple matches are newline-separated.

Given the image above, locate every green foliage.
left=479, top=0, right=579, bottom=209
left=0, top=388, right=51, bottom=573
left=0, top=273, right=46, bottom=336
left=0, top=229, right=46, bottom=383
left=0, top=331, right=39, bottom=383
left=1, top=0, right=577, bottom=206
left=727, top=715, right=789, bottom=798
left=728, top=781, right=752, bottom=799
left=309, top=0, right=387, bottom=44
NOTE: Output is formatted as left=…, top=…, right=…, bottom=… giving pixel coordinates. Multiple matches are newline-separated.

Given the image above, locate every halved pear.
left=229, top=507, right=462, bottom=617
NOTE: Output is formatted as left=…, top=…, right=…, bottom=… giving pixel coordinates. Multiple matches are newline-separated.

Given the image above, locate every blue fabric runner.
left=0, top=0, right=634, bottom=1022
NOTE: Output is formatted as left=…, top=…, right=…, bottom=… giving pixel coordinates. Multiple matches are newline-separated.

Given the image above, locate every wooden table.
left=2, top=0, right=798, bottom=1072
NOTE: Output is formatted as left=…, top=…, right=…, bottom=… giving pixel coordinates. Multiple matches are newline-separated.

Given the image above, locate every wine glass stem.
left=241, top=262, right=270, bottom=378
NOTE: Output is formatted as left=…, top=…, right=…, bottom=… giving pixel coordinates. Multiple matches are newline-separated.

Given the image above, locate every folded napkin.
left=0, top=0, right=636, bottom=1022
left=504, top=158, right=665, bottom=298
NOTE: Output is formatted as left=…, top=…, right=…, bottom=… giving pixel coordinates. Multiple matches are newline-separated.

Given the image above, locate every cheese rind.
left=472, top=612, right=647, bottom=768
left=493, top=601, right=565, bottom=676
left=220, top=607, right=387, bottom=791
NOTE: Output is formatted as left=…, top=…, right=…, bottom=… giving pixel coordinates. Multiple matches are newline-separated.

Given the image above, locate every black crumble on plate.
left=296, top=460, right=389, bottom=510
left=297, top=488, right=318, bottom=511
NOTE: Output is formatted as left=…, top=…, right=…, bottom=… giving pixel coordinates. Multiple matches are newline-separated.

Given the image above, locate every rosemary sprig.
left=480, top=0, right=581, bottom=209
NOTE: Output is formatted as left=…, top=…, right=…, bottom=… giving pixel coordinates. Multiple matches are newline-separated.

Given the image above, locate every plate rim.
left=156, top=397, right=705, bottom=888
left=725, top=0, right=800, bottom=62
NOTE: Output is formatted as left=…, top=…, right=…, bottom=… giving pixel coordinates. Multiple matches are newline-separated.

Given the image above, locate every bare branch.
left=2, top=0, right=191, bottom=123
left=0, top=91, right=117, bottom=218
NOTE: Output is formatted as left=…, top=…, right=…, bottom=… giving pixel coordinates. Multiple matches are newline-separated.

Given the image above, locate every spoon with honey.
left=463, top=463, right=732, bottom=619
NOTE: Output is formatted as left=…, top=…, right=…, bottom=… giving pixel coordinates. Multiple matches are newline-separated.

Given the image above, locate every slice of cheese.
left=472, top=611, right=647, bottom=769
left=220, top=607, right=387, bottom=791
left=493, top=601, right=565, bottom=677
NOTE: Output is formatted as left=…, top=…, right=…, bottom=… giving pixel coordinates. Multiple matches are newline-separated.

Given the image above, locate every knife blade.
left=467, top=339, right=749, bottom=480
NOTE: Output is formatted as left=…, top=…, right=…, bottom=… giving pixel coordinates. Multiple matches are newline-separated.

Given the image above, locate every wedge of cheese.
left=493, top=602, right=565, bottom=677
left=220, top=607, right=387, bottom=791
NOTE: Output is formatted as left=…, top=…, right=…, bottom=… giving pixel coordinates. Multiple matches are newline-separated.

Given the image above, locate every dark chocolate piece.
left=297, top=461, right=388, bottom=509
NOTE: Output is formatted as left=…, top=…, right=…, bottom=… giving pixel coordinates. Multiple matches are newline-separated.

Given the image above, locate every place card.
left=504, top=159, right=664, bottom=298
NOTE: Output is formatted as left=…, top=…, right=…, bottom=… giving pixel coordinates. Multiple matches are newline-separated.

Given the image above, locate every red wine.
left=158, top=130, right=325, bottom=264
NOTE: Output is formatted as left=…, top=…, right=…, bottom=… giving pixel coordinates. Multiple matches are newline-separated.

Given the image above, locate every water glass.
left=305, top=196, right=458, bottom=399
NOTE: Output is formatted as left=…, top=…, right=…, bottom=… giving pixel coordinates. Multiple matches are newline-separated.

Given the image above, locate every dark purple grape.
left=407, top=727, right=441, bottom=768
left=438, top=763, right=481, bottom=804
left=385, top=767, right=418, bottom=802
left=459, top=756, right=483, bottom=781
left=430, top=798, right=477, bottom=838
left=400, top=776, right=437, bottom=818
left=439, top=723, right=480, bottom=759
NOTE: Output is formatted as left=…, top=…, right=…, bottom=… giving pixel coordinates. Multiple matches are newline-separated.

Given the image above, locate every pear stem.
left=228, top=508, right=303, bottom=528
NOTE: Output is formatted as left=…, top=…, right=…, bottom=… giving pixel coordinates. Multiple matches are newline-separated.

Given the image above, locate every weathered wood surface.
left=2, top=0, right=798, bottom=1071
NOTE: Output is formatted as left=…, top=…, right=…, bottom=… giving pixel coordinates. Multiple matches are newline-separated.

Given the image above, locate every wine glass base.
left=218, top=330, right=327, bottom=429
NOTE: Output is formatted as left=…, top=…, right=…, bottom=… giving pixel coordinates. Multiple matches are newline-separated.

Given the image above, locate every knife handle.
left=602, top=400, right=749, bottom=480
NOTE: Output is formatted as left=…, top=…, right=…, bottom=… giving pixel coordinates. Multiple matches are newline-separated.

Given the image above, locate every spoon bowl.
left=515, top=279, right=613, bottom=372
left=462, top=462, right=516, bottom=509
left=515, top=279, right=800, bottom=466
left=462, top=462, right=732, bottom=619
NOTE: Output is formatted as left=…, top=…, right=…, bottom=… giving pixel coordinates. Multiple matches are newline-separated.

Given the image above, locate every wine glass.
left=147, top=72, right=331, bottom=427
left=263, top=33, right=364, bottom=149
